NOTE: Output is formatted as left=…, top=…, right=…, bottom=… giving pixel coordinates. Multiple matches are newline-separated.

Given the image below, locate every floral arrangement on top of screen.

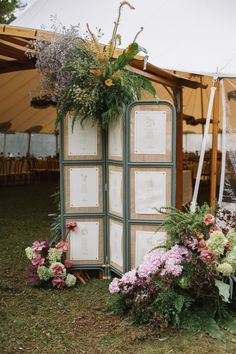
left=27, top=1, right=156, bottom=129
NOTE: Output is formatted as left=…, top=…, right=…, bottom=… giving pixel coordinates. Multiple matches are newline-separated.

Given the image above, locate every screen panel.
left=130, top=166, right=172, bottom=220
left=63, top=113, right=103, bottom=160
left=129, top=104, right=173, bottom=162
left=130, top=224, right=167, bottom=269
left=64, top=165, right=103, bottom=214
left=66, top=218, right=104, bottom=265
left=109, top=218, right=124, bottom=272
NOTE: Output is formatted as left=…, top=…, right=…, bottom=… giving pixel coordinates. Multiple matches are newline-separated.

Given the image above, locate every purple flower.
left=120, top=270, right=137, bottom=285
left=109, top=278, right=120, bottom=294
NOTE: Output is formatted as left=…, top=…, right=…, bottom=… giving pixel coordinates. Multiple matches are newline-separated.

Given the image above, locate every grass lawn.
left=0, top=181, right=236, bottom=354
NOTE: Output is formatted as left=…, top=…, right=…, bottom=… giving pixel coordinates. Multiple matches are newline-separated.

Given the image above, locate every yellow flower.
left=90, top=69, right=102, bottom=77
left=104, top=79, right=114, bottom=87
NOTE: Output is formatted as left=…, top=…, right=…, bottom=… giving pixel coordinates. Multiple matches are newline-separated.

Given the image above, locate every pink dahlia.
left=52, top=277, right=65, bottom=289
left=203, top=214, right=215, bottom=226
left=32, top=240, right=47, bottom=252
left=55, top=240, right=68, bottom=252
left=32, top=255, right=45, bottom=267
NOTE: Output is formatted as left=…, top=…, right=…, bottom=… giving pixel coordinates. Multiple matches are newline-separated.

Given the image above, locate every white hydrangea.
left=217, top=263, right=234, bottom=276
left=48, top=248, right=63, bottom=263
left=37, top=266, right=51, bottom=281
left=65, top=274, right=76, bottom=287
left=25, top=247, right=36, bottom=260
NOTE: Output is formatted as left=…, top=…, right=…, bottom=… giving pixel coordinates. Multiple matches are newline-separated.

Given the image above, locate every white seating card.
left=135, top=230, right=167, bottom=267
left=110, top=221, right=123, bottom=268
left=70, top=221, right=99, bottom=260
left=135, top=171, right=166, bottom=214
left=70, top=167, right=99, bottom=208
left=134, top=111, right=166, bottom=154
left=109, top=170, right=123, bottom=215
left=68, top=115, right=98, bottom=156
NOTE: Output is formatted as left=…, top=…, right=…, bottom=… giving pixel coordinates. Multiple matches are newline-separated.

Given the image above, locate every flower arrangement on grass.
left=28, top=2, right=156, bottom=128
left=25, top=228, right=77, bottom=289
left=108, top=204, right=236, bottom=341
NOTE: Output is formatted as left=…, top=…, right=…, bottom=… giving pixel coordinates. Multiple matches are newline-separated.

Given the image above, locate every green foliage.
left=218, top=313, right=236, bottom=334
left=215, top=280, right=230, bottom=303
left=0, top=0, right=26, bottom=24
left=49, top=189, right=61, bottom=242
left=161, top=204, right=212, bottom=246
left=201, top=316, right=225, bottom=342
left=149, top=285, right=192, bottom=327
left=180, top=309, right=225, bottom=341
left=107, top=293, right=129, bottom=316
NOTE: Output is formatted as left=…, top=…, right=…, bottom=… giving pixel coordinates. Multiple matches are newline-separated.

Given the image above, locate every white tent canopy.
left=13, top=0, right=236, bottom=77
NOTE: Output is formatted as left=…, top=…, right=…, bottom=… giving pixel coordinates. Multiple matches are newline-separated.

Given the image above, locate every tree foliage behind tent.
left=0, top=0, right=26, bottom=24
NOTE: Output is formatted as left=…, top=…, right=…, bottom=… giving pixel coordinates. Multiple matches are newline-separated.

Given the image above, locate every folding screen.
left=60, top=100, right=176, bottom=277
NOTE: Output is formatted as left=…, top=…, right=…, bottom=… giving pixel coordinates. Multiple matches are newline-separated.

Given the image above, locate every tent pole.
left=200, top=76, right=205, bottom=136
left=27, top=132, right=31, bottom=155
left=3, top=133, right=6, bottom=156
left=173, top=87, right=183, bottom=209
left=218, top=79, right=227, bottom=206
left=210, top=80, right=220, bottom=208
left=191, top=85, right=216, bottom=212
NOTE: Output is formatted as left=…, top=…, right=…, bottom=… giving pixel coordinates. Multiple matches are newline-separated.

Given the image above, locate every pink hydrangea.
left=203, top=214, right=215, bottom=226
left=138, top=245, right=190, bottom=279
left=109, top=278, right=120, bottom=294
left=32, top=255, right=45, bottom=267
left=52, top=277, right=65, bottom=289
left=120, top=270, right=137, bottom=285
left=55, top=240, right=68, bottom=252
left=32, top=240, right=47, bottom=252
left=138, top=249, right=166, bottom=278
left=66, top=222, right=77, bottom=231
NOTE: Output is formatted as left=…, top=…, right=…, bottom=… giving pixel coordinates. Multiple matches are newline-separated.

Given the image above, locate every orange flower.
left=90, top=69, right=102, bottom=77
left=104, top=79, right=114, bottom=87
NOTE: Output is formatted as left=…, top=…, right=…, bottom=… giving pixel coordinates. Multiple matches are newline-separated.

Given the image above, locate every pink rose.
left=52, top=264, right=64, bottom=274
left=55, top=241, right=68, bottom=252
left=32, top=240, right=47, bottom=252
left=209, top=226, right=221, bottom=233
left=203, top=214, right=215, bottom=226
left=64, top=260, right=73, bottom=268
left=199, top=249, right=214, bottom=262
left=198, top=240, right=207, bottom=249
left=52, top=277, right=65, bottom=289
left=32, top=255, right=44, bottom=267
left=66, top=222, right=77, bottom=231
